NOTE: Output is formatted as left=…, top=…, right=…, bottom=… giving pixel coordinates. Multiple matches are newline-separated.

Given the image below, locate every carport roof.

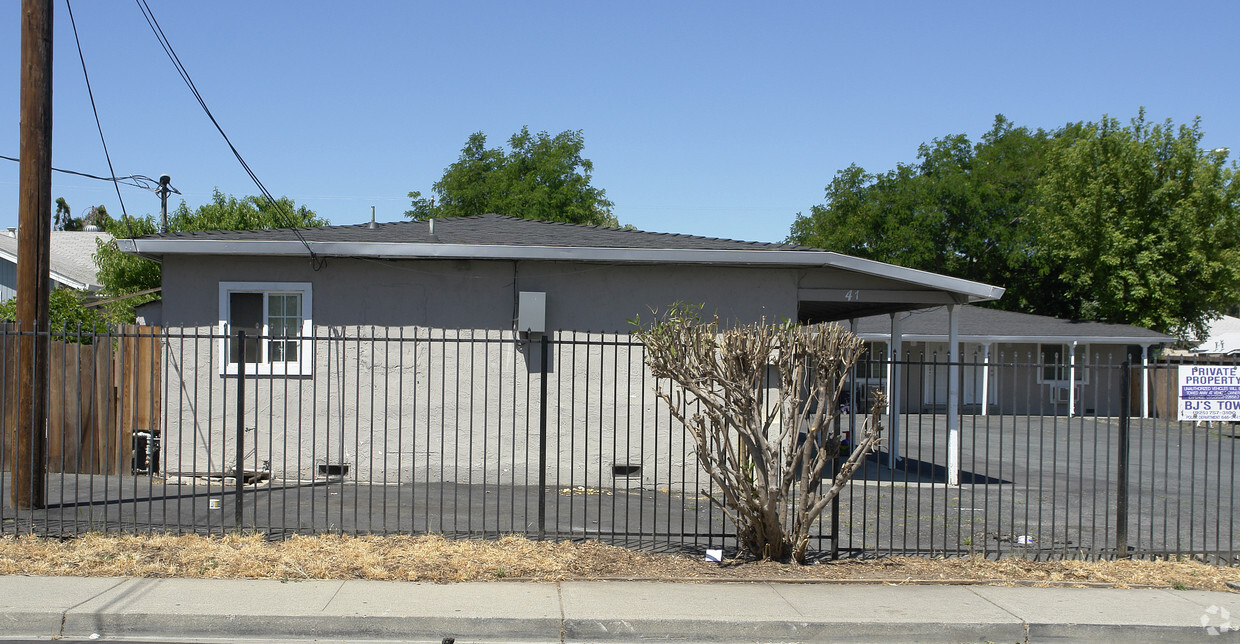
left=851, top=305, right=1173, bottom=345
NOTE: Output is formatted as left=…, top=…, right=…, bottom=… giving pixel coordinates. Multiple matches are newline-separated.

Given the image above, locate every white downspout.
left=981, top=342, right=993, bottom=417
left=1141, top=343, right=1151, bottom=419
left=1068, top=340, right=1078, bottom=416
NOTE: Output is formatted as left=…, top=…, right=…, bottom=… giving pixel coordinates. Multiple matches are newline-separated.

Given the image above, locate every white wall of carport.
left=157, top=255, right=810, bottom=488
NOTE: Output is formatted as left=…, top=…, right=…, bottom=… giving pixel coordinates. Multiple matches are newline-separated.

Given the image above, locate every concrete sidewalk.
left=1, top=576, right=1238, bottom=643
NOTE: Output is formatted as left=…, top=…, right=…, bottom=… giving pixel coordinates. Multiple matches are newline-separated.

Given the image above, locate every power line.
left=0, top=154, right=174, bottom=193
left=134, top=0, right=322, bottom=268
left=65, top=0, right=133, bottom=239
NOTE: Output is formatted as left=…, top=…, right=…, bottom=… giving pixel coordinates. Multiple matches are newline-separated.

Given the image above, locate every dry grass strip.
left=0, top=533, right=1236, bottom=590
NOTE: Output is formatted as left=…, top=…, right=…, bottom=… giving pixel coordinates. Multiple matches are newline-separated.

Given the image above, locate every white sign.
left=1178, top=365, right=1240, bottom=421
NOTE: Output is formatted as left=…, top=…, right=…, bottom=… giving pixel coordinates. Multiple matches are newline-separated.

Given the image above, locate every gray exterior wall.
left=160, top=255, right=801, bottom=332
left=159, top=327, right=696, bottom=490
left=156, top=255, right=814, bottom=488
left=0, top=257, right=56, bottom=302
left=0, top=257, right=15, bottom=302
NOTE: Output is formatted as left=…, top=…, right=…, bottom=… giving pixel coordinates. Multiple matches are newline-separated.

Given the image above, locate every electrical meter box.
left=518, top=291, right=546, bottom=334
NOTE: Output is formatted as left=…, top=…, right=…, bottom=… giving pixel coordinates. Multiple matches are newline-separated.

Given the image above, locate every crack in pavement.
left=55, top=577, right=131, bottom=640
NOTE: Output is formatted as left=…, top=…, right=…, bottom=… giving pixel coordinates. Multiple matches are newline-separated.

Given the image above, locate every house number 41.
left=843, top=290, right=861, bottom=301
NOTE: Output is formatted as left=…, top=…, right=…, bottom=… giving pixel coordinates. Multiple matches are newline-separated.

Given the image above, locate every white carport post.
left=1068, top=340, right=1079, bottom=416
left=887, top=313, right=903, bottom=466
left=1140, top=343, right=1152, bottom=419
left=947, top=304, right=960, bottom=486
left=981, top=342, right=993, bottom=417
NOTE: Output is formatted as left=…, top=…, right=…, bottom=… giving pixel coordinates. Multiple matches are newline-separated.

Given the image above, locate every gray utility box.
left=518, top=291, right=546, bottom=334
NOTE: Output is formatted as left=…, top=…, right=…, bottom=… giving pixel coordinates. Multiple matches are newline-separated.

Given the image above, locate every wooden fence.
left=3, top=326, right=162, bottom=475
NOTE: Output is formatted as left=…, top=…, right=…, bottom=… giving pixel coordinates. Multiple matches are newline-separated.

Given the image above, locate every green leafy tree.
left=1032, top=111, right=1240, bottom=340
left=407, top=126, right=618, bottom=226
left=52, top=199, right=111, bottom=231
left=0, top=288, right=116, bottom=342
left=789, top=112, right=1239, bottom=340
left=788, top=116, right=1052, bottom=299
left=94, top=189, right=326, bottom=319
left=53, top=197, right=79, bottom=231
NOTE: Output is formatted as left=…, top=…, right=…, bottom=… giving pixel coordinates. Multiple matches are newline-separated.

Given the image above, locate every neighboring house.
left=850, top=305, right=1173, bottom=417
left=0, top=228, right=112, bottom=300
left=117, top=214, right=1005, bottom=483
left=1187, top=315, right=1240, bottom=356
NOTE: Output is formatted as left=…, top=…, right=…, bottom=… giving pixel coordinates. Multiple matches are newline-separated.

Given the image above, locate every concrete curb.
left=1, top=576, right=1236, bottom=643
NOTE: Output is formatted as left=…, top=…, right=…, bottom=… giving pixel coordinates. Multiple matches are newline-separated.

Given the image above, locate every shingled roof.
left=116, top=213, right=1006, bottom=304
left=135, top=213, right=814, bottom=251
left=0, top=230, right=112, bottom=291
left=853, top=305, right=1172, bottom=344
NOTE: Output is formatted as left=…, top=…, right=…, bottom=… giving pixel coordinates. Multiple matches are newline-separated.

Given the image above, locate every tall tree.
left=788, top=116, right=1053, bottom=300
left=52, top=199, right=111, bottom=232
left=407, top=126, right=618, bottom=226
left=93, top=189, right=326, bottom=318
left=53, top=197, right=78, bottom=231
left=789, top=112, right=1238, bottom=341
left=1032, top=111, right=1240, bottom=340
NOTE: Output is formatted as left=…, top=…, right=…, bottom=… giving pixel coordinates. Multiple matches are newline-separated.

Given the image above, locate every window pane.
left=269, top=339, right=298, bottom=363
left=1040, top=345, right=1062, bottom=381
left=265, top=293, right=302, bottom=365
left=863, top=342, right=887, bottom=380
left=229, top=292, right=262, bottom=364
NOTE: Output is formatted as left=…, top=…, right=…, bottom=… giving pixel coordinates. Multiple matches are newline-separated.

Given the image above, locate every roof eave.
left=117, top=239, right=1006, bottom=302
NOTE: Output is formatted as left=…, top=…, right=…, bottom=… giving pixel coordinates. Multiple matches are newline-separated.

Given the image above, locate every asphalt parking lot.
left=2, top=415, right=1236, bottom=563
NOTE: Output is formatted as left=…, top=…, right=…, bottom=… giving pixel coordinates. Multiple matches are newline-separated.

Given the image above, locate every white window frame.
left=858, top=341, right=888, bottom=383
left=218, top=281, right=312, bottom=376
left=1036, top=343, right=1089, bottom=386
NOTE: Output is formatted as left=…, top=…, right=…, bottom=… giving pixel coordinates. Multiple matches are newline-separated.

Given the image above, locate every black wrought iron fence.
left=0, top=325, right=1235, bottom=564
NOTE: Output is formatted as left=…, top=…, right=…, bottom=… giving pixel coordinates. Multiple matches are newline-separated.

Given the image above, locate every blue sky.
left=2, top=1, right=1237, bottom=243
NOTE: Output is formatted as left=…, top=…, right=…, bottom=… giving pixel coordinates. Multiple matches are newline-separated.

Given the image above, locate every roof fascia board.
left=821, top=252, right=1004, bottom=301
left=49, top=271, right=88, bottom=290
left=798, top=288, right=958, bottom=305
left=118, top=239, right=1005, bottom=301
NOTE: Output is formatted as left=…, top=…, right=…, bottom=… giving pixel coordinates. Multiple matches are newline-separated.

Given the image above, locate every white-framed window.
left=218, top=282, right=312, bottom=375
left=1037, top=343, right=1088, bottom=385
left=858, top=341, right=888, bottom=381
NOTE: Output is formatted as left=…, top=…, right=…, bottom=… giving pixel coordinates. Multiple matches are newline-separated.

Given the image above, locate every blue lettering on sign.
left=1182, top=386, right=1240, bottom=400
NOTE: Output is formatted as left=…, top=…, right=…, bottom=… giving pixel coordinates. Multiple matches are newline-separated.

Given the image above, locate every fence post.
left=235, top=330, right=245, bottom=531
left=537, top=334, right=549, bottom=540
left=1116, top=360, right=1130, bottom=557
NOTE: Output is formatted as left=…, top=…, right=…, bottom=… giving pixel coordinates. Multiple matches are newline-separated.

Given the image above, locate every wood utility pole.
left=13, top=0, right=53, bottom=510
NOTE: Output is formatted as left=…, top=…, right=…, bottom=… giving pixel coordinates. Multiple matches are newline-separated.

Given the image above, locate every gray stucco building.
left=118, top=215, right=1004, bottom=487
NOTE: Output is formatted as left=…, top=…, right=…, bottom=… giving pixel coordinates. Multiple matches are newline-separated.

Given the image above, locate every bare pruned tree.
left=634, top=303, right=884, bottom=563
